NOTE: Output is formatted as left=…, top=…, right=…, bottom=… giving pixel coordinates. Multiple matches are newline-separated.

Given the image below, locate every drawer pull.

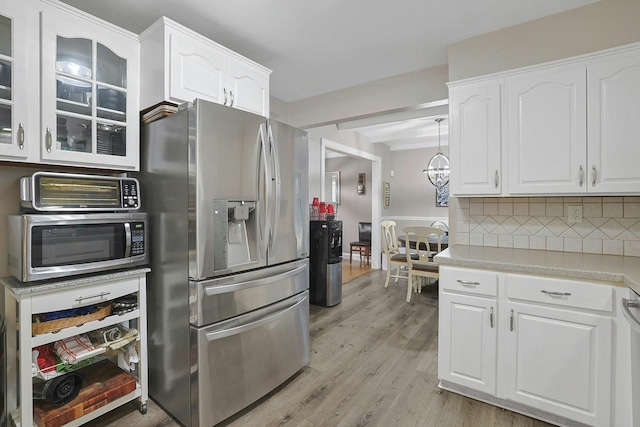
left=457, top=280, right=480, bottom=287
left=75, top=292, right=111, bottom=303
left=490, top=307, right=494, bottom=329
left=541, top=290, right=571, bottom=297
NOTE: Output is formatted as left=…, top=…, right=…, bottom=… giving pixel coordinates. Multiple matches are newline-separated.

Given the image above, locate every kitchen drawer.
left=440, top=266, right=498, bottom=297
left=505, top=273, right=613, bottom=312
left=30, top=276, right=140, bottom=313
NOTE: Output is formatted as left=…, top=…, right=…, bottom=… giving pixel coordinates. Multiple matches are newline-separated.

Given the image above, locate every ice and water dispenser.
left=309, top=219, right=343, bottom=307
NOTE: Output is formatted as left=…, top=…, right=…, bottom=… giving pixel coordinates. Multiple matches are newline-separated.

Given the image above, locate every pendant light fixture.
left=423, top=117, right=449, bottom=188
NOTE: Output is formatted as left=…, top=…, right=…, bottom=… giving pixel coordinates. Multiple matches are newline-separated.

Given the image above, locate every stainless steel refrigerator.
left=136, top=100, right=310, bottom=426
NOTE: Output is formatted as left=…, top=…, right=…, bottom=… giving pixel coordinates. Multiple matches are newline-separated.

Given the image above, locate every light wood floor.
left=342, top=258, right=372, bottom=284
left=88, top=270, right=555, bottom=427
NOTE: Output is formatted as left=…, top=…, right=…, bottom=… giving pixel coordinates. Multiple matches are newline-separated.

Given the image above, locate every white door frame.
left=321, top=138, right=381, bottom=269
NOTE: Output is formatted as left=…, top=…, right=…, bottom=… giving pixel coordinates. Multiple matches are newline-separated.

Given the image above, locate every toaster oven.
left=20, top=171, right=140, bottom=212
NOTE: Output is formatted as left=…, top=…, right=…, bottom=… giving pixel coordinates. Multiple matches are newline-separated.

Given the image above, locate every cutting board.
left=34, top=359, right=137, bottom=427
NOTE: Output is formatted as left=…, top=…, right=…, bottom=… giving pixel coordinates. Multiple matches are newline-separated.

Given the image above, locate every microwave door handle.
left=124, top=222, right=132, bottom=257
left=267, top=124, right=280, bottom=249
left=259, top=124, right=271, bottom=257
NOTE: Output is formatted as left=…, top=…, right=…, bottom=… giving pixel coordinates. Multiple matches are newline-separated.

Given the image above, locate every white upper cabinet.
left=449, top=79, right=502, bottom=196
left=588, top=51, right=640, bottom=193
left=449, top=42, right=640, bottom=196
left=40, top=1, right=140, bottom=170
left=507, top=66, right=587, bottom=194
left=0, top=2, right=29, bottom=159
left=140, top=17, right=271, bottom=117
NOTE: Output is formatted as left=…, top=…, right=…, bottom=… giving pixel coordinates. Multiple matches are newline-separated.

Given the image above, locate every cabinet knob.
left=45, top=127, right=52, bottom=153
left=494, top=170, right=499, bottom=189
left=509, top=309, right=514, bottom=332
left=490, top=307, right=494, bottom=329
left=579, top=165, right=584, bottom=187
left=18, top=123, right=24, bottom=150
left=592, top=165, right=597, bottom=187
left=229, top=90, right=234, bottom=107
left=223, top=88, right=228, bottom=105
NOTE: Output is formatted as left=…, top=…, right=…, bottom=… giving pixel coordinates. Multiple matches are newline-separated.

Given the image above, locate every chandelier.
left=423, top=118, right=449, bottom=188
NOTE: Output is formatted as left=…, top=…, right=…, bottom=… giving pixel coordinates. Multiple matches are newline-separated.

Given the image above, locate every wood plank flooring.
left=88, top=270, right=555, bottom=427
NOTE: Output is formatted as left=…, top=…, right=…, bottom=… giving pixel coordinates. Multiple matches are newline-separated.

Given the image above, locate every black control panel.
left=121, top=179, right=139, bottom=209
left=130, top=222, right=145, bottom=256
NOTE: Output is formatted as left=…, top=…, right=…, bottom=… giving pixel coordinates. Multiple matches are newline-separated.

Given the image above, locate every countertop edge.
left=1, top=267, right=152, bottom=296
left=435, top=246, right=640, bottom=294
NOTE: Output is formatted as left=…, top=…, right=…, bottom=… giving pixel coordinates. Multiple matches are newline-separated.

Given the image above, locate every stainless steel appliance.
left=7, top=213, right=148, bottom=282
left=137, top=100, right=309, bottom=427
left=309, top=219, right=343, bottom=306
left=20, top=171, right=140, bottom=211
left=622, top=289, right=640, bottom=426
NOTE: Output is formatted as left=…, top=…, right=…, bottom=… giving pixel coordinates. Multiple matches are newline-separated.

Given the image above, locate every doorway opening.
left=320, top=138, right=381, bottom=271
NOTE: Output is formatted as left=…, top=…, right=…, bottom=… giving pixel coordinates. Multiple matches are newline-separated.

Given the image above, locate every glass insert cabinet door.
left=0, top=4, right=29, bottom=159
left=40, top=6, right=139, bottom=169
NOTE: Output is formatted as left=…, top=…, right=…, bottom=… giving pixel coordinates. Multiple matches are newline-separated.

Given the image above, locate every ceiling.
left=60, top=0, right=597, bottom=150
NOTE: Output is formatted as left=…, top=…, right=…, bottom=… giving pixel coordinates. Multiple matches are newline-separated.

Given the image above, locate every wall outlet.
left=568, top=205, right=582, bottom=224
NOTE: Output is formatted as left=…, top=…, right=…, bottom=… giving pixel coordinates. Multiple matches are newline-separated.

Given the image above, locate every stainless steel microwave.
left=8, top=213, right=148, bottom=282
left=20, top=171, right=140, bottom=212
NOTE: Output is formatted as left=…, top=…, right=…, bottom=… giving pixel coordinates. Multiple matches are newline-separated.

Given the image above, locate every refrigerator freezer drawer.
left=191, top=291, right=310, bottom=426
left=190, top=259, right=308, bottom=326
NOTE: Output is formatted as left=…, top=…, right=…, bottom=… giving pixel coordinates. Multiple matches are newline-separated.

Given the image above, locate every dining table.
left=398, top=233, right=449, bottom=253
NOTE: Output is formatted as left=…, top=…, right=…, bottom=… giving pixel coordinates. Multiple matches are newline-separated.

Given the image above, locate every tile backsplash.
left=454, top=197, right=640, bottom=257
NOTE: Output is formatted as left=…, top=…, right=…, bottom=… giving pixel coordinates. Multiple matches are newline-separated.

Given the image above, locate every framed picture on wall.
left=436, top=183, right=449, bottom=207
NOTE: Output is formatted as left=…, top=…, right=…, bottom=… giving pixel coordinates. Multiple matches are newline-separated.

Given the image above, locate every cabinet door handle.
left=579, top=165, right=584, bottom=187
left=490, top=307, right=494, bottom=329
left=75, top=292, right=111, bottom=303
left=229, top=90, right=234, bottom=106
left=223, top=88, right=228, bottom=105
left=509, top=309, right=514, bottom=331
left=494, top=170, right=499, bottom=189
left=45, top=127, right=52, bottom=153
left=541, top=290, right=571, bottom=297
left=456, top=279, right=480, bottom=287
left=592, top=165, right=597, bottom=187
left=18, top=123, right=24, bottom=149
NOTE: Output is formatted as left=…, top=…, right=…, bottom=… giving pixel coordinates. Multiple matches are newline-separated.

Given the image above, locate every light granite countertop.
left=435, top=245, right=640, bottom=294
left=0, top=267, right=151, bottom=296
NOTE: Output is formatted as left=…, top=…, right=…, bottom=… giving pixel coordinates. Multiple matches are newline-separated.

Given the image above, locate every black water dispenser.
left=309, top=220, right=342, bottom=306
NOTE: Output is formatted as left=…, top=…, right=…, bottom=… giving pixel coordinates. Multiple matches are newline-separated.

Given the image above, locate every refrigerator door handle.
left=204, top=294, right=307, bottom=341
left=267, top=124, right=281, bottom=250
left=203, top=264, right=306, bottom=296
left=259, top=123, right=272, bottom=257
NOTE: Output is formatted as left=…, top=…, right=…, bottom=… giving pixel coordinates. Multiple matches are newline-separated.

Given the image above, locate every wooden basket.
left=32, top=304, right=112, bottom=336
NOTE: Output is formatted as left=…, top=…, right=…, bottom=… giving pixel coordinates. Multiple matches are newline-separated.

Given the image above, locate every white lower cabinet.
left=439, top=266, right=624, bottom=426
left=439, top=292, right=497, bottom=395
left=503, top=301, right=611, bottom=426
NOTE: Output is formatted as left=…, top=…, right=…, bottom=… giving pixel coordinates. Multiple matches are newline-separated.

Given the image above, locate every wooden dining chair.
left=381, top=220, right=414, bottom=288
left=403, top=226, right=445, bottom=303
left=350, top=222, right=372, bottom=265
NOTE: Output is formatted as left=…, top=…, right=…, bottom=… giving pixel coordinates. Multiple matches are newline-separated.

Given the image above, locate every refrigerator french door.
left=138, top=100, right=309, bottom=427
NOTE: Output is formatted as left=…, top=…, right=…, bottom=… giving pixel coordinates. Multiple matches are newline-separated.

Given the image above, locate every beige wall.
left=388, top=147, right=449, bottom=219
left=448, top=0, right=640, bottom=81
left=277, top=65, right=449, bottom=129
left=325, top=157, right=372, bottom=251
